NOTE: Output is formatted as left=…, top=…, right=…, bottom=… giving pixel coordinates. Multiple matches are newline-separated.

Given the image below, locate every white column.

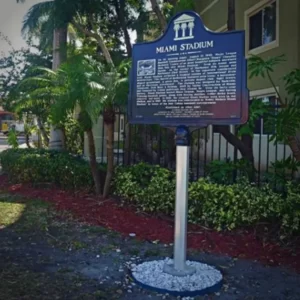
left=181, top=23, right=187, bottom=38
left=174, top=24, right=180, bottom=39
left=188, top=22, right=194, bottom=37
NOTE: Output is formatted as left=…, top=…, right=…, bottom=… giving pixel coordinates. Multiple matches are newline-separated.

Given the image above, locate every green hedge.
left=114, top=163, right=300, bottom=234
left=0, top=149, right=105, bottom=190
left=113, top=163, right=176, bottom=214
left=1, top=151, right=299, bottom=234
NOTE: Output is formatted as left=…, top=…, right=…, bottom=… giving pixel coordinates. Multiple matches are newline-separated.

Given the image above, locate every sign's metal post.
left=174, top=144, right=189, bottom=270
left=164, top=125, right=195, bottom=277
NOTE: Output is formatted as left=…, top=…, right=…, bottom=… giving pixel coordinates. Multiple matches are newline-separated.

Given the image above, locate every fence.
left=84, top=113, right=294, bottom=183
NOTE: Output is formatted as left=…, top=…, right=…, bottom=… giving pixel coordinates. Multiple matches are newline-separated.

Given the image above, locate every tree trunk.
left=37, top=118, right=49, bottom=146
left=122, top=24, right=132, bottom=58
left=214, top=0, right=254, bottom=168
left=155, top=130, right=162, bottom=164
left=227, top=0, right=255, bottom=170
left=86, top=129, right=102, bottom=195
left=241, top=133, right=256, bottom=180
left=95, top=31, right=114, bottom=65
left=164, top=128, right=175, bottom=167
left=288, top=136, right=300, bottom=161
left=103, top=111, right=115, bottom=198
left=72, top=21, right=114, bottom=65
left=227, top=0, right=235, bottom=30
left=61, top=126, right=67, bottom=149
left=150, top=0, right=167, bottom=31
left=72, top=22, right=116, bottom=195
left=214, top=125, right=253, bottom=162
left=241, top=134, right=254, bottom=163
left=52, top=27, right=67, bottom=70
left=115, top=0, right=132, bottom=57
left=140, top=125, right=154, bottom=163
left=136, top=11, right=147, bottom=42
left=25, top=133, right=31, bottom=148
left=49, top=26, right=68, bottom=150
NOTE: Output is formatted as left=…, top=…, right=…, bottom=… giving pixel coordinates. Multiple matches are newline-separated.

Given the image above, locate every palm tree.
left=17, top=0, right=132, bottom=196
left=102, top=61, right=130, bottom=197
left=16, top=0, right=71, bottom=150
left=60, top=56, right=128, bottom=197
left=18, top=55, right=128, bottom=195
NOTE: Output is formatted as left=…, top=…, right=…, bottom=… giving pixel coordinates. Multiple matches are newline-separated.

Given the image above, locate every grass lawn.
left=0, top=193, right=52, bottom=231
left=0, top=192, right=169, bottom=300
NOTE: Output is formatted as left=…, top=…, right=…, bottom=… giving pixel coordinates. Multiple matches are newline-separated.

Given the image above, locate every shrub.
left=264, top=157, right=300, bottom=192
left=64, top=117, right=84, bottom=155
left=189, top=178, right=282, bottom=230
left=281, top=183, right=300, bottom=234
left=114, top=163, right=300, bottom=234
left=0, top=148, right=105, bottom=190
left=114, top=163, right=175, bottom=214
left=7, top=129, right=19, bottom=149
left=205, top=158, right=254, bottom=184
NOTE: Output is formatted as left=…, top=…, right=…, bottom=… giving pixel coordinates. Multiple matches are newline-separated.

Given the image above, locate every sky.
left=0, top=0, right=44, bottom=55
left=0, top=0, right=139, bottom=56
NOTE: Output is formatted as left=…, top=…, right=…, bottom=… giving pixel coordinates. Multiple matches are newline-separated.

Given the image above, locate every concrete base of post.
left=130, top=258, right=223, bottom=297
left=163, top=262, right=196, bottom=277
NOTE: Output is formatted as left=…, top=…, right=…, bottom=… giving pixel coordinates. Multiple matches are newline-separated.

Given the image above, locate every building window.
left=251, top=95, right=278, bottom=135
left=245, top=0, right=279, bottom=54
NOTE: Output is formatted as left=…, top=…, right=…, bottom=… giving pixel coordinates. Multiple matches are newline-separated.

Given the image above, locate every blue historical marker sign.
left=128, top=11, right=248, bottom=126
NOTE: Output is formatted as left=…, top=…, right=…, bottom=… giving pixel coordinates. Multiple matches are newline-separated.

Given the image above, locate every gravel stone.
left=132, top=258, right=222, bottom=292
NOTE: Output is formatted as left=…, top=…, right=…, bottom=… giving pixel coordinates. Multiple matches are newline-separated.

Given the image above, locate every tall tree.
left=69, top=2, right=135, bottom=197
left=50, top=25, right=68, bottom=149
left=16, top=0, right=137, bottom=196
left=227, top=0, right=235, bottom=30
left=212, top=0, right=255, bottom=165
left=150, top=0, right=167, bottom=30
left=16, top=0, right=70, bottom=150
left=17, top=55, right=128, bottom=194
left=113, top=0, right=132, bottom=57
left=69, top=7, right=117, bottom=198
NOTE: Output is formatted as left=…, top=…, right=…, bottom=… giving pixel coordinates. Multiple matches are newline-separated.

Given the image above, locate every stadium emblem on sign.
left=174, top=14, right=195, bottom=41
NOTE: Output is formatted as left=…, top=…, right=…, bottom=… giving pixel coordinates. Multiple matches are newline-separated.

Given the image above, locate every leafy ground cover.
left=1, top=177, right=300, bottom=299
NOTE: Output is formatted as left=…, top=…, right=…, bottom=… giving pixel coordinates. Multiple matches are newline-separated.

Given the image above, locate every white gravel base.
left=131, top=258, right=222, bottom=292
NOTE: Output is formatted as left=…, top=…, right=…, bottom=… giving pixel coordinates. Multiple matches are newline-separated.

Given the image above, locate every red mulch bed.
left=0, top=175, right=299, bottom=272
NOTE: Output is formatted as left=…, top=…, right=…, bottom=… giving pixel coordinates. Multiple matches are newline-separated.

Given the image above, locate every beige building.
left=194, top=0, right=295, bottom=170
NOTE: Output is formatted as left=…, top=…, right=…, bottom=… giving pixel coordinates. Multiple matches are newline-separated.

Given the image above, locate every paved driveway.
left=0, top=133, right=26, bottom=152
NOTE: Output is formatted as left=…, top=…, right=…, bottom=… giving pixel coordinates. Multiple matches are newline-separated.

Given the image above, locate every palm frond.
left=22, top=1, right=54, bottom=37
left=36, top=17, right=55, bottom=50
left=88, top=81, right=105, bottom=91
left=17, top=77, right=53, bottom=90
